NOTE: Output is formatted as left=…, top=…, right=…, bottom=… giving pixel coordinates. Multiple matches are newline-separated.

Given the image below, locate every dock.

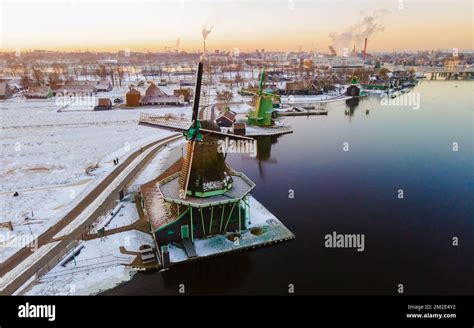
left=245, top=125, right=293, bottom=137
left=278, top=106, right=328, bottom=116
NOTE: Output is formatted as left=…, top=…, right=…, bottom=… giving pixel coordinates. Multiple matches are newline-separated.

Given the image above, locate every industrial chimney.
left=363, top=38, right=368, bottom=61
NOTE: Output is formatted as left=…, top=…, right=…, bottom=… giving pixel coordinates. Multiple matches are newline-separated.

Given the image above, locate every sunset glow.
left=1, top=0, right=472, bottom=52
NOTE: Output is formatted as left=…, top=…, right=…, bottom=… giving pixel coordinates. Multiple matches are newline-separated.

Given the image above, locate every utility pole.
left=25, top=216, right=33, bottom=237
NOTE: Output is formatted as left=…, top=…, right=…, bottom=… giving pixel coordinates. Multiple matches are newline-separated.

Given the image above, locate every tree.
left=216, top=90, right=233, bottom=104
left=96, top=64, right=107, bottom=79
left=115, top=65, right=125, bottom=87
left=32, top=67, right=45, bottom=86
left=20, top=74, right=31, bottom=89
left=47, top=72, right=61, bottom=89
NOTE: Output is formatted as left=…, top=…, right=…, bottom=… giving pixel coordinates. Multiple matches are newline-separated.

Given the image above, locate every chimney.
left=363, top=38, right=368, bottom=61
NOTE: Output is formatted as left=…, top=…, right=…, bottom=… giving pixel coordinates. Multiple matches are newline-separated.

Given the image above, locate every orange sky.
left=1, top=0, right=472, bottom=52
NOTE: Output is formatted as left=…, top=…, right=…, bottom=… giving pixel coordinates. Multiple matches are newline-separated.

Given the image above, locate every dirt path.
left=0, top=133, right=180, bottom=295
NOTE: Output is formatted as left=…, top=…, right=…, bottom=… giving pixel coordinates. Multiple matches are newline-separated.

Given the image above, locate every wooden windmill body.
left=138, top=63, right=256, bottom=252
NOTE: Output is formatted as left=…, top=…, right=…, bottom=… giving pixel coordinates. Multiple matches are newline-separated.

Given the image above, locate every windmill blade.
left=139, top=113, right=192, bottom=132
left=240, top=89, right=258, bottom=96
left=258, top=68, right=266, bottom=92
left=191, top=62, right=204, bottom=124
left=199, top=128, right=254, bottom=141
left=179, top=139, right=196, bottom=199
left=261, top=91, right=280, bottom=98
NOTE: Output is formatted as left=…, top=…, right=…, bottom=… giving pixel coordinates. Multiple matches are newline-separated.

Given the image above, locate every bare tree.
left=115, top=65, right=125, bottom=87
left=47, top=71, right=61, bottom=89
left=32, top=66, right=45, bottom=86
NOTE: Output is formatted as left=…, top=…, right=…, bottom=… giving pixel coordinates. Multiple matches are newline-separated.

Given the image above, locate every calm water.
left=106, top=81, right=473, bottom=295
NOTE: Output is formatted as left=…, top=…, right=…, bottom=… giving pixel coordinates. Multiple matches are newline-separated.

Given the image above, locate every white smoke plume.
left=329, top=9, right=390, bottom=55
left=202, top=25, right=213, bottom=40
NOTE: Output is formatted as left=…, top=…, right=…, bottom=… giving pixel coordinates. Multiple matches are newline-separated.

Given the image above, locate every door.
left=181, top=225, right=189, bottom=239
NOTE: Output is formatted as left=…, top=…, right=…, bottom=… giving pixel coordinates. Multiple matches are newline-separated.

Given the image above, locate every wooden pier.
left=278, top=106, right=328, bottom=116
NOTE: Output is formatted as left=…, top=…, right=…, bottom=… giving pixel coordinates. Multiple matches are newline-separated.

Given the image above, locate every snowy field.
left=0, top=98, right=187, bottom=263
left=25, top=230, right=154, bottom=295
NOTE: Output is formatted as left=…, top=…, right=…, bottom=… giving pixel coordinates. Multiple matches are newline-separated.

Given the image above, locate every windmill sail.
left=179, top=140, right=195, bottom=196
left=140, top=61, right=254, bottom=199
left=139, top=113, right=192, bottom=132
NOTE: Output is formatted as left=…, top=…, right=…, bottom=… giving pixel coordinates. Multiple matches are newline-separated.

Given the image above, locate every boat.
left=415, top=72, right=426, bottom=79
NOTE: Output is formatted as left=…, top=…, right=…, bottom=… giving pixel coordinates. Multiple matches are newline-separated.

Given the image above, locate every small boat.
left=415, top=72, right=426, bottom=79
left=390, top=91, right=401, bottom=98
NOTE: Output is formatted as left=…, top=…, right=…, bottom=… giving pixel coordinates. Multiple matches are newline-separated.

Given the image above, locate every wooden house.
left=345, top=85, right=361, bottom=97
left=126, top=88, right=141, bottom=107
left=216, top=110, right=236, bottom=128
left=173, top=88, right=193, bottom=102
left=233, top=122, right=246, bottom=136
left=94, top=98, right=112, bottom=110
left=0, top=82, right=12, bottom=100
left=25, top=86, right=52, bottom=99
left=95, top=80, right=113, bottom=92
left=55, top=81, right=96, bottom=96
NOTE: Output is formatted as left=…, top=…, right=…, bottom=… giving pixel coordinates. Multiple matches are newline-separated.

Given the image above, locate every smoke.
left=329, top=9, right=390, bottom=55
left=176, top=38, right=180, bottom=48
left=202, top=25, right=213, bottom=40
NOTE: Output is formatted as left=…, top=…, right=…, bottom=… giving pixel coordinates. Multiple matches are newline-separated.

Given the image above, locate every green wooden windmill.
left=139, top=62, right=253, bottom=198
left=244, top=69, right=279, bottom=127
left=138, top=62, right=257, bottom=252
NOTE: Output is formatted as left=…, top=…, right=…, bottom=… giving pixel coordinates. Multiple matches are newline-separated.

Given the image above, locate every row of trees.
left=5, top=60, right=131, bottom=89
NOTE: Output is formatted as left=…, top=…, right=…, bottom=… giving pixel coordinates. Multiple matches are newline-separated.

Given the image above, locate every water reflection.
left=162, top=254, right=254, bottom=294
left=344, top=97, right=360, bottom=117
left=255, top=136, right=280, bottom=179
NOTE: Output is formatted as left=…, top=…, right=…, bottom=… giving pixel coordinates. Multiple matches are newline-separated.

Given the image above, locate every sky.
left=0, top=0, right=472, bottom=53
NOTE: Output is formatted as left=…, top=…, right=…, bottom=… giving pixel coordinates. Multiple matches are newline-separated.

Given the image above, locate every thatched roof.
left=145, top=82, right=166, bottom=97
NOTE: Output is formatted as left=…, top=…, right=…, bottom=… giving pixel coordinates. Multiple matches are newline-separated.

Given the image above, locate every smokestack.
left=363, top=38, right=368, bottom=61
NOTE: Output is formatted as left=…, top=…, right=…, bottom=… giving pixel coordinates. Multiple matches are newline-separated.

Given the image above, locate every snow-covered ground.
left=0, top=98, right=184, bottom=263
left=25, top=230, right=154, bottom=295
left=127, top=139, right=185, bottom=192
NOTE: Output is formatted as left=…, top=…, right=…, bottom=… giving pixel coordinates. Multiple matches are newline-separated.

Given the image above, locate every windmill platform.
left=139, top=158, right=294, bottom=269
left=164, top=195, right=295, bottom=268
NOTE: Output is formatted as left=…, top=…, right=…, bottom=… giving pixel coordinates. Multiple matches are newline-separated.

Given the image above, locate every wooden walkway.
left=182, top=238, right=197, bottom=258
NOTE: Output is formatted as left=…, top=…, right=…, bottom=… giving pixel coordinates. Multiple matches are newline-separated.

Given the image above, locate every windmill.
left=243, top=68, right=279, bottom=127
left=139, top=62, right=253, bottom=199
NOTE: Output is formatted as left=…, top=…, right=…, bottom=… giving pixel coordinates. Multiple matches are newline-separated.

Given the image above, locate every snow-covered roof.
left=158, top=171, right=255, bottom=207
